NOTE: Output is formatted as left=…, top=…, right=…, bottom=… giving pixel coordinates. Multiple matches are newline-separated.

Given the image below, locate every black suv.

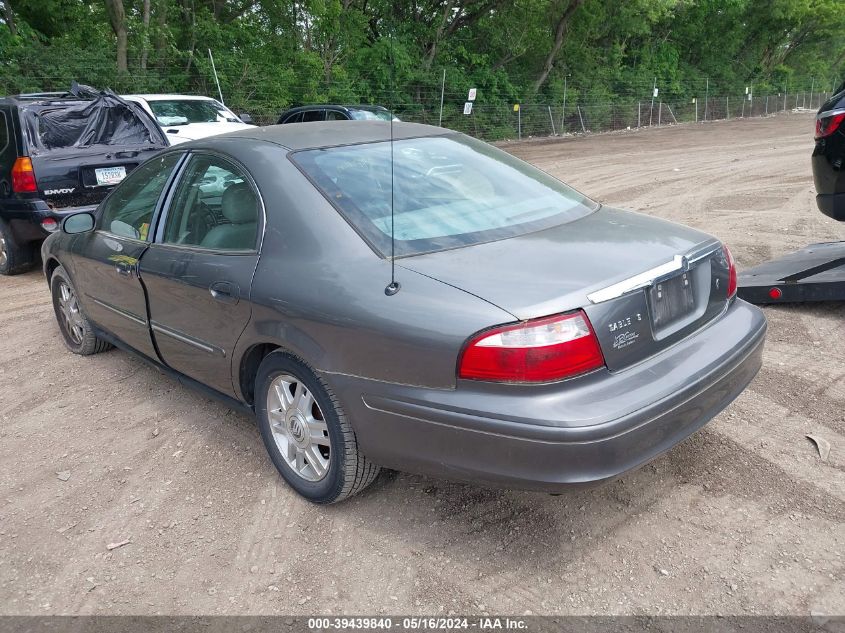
left=0, top=88, right=167, bottom=274
left=277, top=104, right=396, bottom=124
left=813, top=82, right=845, bottom=221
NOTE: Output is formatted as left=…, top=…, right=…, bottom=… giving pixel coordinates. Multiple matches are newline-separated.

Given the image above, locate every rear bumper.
left=327, top=299, right=767, bottom=491
left=816, top=192, right=845, bottom=221
left=0, top=199, right=96, bottom=243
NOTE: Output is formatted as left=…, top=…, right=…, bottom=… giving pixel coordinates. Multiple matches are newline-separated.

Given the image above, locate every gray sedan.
left=41, top=122, right=767, bottom=503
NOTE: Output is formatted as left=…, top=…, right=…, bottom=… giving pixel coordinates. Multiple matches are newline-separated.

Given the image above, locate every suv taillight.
left=11, top=157, right=37, bottom=193
left=723, top=244, right=737, bottom=299
left=458, top=310, right=605, bottom=383
left=815, top=112, right=845, bottom=140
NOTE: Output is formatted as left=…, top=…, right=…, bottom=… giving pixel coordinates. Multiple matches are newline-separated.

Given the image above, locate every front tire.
left=255, top=352, right=380, bottom=503
left=50, top=266, right=112, bottom=355
left=0, top=219, right=35, bottom=276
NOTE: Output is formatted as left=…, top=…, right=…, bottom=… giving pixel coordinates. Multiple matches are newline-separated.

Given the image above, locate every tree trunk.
left=140, top=0, right=151, bottom=70
left=154, top=0, right=168, bottom=59
left=104, top=0, right=128, bottom=73
left=2, top=0, right=16, bottom=36
left=532, top=0, right=584, bottom=94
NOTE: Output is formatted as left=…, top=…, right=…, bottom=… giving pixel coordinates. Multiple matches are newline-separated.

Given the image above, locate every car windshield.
left=148, top=99, right=240, bottom=126
left=348, top=109, right=394, bottom=121
left=291, top=135, right=597, bottom=257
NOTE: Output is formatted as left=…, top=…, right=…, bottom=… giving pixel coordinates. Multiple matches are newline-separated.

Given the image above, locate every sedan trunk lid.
left=399, top=207, right=732, bottom=372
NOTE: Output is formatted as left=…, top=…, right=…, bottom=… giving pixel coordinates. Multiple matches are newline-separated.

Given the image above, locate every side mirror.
left=239, top=112, right=254, bottom=125
left=62, top=212, right=95, bottom=234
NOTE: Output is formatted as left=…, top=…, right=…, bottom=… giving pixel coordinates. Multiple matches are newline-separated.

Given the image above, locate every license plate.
left=94, top=166, right=127, bottom=186
left=649, top=271, right=695, bottom=328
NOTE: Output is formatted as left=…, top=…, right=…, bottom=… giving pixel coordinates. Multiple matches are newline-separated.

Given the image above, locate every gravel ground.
left=0, top=112, right=843, bottom=616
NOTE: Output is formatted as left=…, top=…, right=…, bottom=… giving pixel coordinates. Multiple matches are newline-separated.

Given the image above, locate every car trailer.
left=737, top=241, right=845, bottom=304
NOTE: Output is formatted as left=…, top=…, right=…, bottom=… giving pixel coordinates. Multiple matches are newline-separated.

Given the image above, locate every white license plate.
left=94, top=166, right=127, bottom=186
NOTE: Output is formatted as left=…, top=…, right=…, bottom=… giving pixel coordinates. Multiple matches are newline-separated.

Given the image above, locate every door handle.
left=209, top=281, right=239, bottom=305
left=115, top=262, right=133, bottom=278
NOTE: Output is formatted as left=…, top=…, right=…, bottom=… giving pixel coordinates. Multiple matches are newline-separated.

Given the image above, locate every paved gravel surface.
left=0, top=112, right=843, bottom=616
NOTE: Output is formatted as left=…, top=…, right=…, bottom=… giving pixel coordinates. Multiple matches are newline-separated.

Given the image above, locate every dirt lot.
left=1, top=113, right=843, bottom=616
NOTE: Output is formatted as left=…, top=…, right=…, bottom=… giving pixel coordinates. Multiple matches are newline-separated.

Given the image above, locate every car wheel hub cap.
left=267, top=373, right=331, bottom=482
left=57, top=281, right=85, bottom=345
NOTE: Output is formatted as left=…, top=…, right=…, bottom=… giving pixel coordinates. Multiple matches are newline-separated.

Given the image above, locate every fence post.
left=517, top=105, right=521, bottom=140
left=438, top=68, right=445, bottom=126
left=726, top=96, right=729, bottom=120
left=637, top=101, right=641, bottom=128
left=704, top=77, right=709, bottom=122
left=765, top=95, right=768, bottom=115
left=548, top=105, right=556, bottom=136
left=577, top=106, right=586, bottom=133
left=658, top=101, right=662, bottom=126
left=741, top=96, right=745, bottom=118
left=695, top=99, right=698, bottom=123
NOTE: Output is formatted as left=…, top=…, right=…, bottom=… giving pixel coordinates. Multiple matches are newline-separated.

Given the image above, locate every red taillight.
left=40, top=218, right=58, bottom=232
left=458, top=310, right=605, bottom=383
left=723, top=244, right=737, bottom=298
left=815, top=112, right=845, bottom=139
left=769, top=287, right=783, bottom=300
left=11, top=157, right=37, bottom=193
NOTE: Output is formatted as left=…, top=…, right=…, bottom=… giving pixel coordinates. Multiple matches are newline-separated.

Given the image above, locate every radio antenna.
left=384, top=24, right=400, bottom=296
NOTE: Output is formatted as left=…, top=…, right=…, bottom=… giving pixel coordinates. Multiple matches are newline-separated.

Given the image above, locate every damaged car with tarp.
left=0, top=83, right=168, bottom=275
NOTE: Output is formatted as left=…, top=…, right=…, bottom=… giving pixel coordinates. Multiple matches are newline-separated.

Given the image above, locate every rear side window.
left=161, top=155, right=259, bottom=251
left=99, top=153, right=182, bottom=240
left=0, top=111, right=8, bottom=152
left=291, top=135, right=596, bottom=257
left=325, top=110, right=348, bottom=121
left=283, top=112, right=303, bottom=124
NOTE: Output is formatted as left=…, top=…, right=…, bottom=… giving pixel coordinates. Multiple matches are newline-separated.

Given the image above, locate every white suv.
left=122, top=94, right=255, bottom=145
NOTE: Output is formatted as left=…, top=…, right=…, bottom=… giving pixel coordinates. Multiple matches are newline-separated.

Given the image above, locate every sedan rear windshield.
left=291, top=135, right=597, bottom=257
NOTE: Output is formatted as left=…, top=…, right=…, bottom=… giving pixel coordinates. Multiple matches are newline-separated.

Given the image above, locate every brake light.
left=458, top=310, right=605, bottom=382
left=11, top=157, right=37, bottom=193
left=723, top=244, right=737, bottom=298
left=815, top=112, right=845, bottom=139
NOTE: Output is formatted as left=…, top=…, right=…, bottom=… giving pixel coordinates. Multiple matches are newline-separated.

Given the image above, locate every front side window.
left=325, top=110, right=348, bottom=121
left=162, top=155, right=259, bottom=251
left=98, top=152, right=182, bottom=240
left=302, top=110, right=325, bottom=122
left=291, top=135, right=596, bottom=257
left=148, top=99, right=240, bottom=126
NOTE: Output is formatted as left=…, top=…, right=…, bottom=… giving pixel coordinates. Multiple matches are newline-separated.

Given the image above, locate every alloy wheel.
left=266, top=373, right=331, bottom=482
left=0, top=233, right=7, bottom=268
left=58, top=281, right=85, bottom=345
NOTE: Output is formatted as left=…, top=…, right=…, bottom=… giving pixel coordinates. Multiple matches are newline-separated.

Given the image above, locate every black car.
left=277, top=104, right=396, bottom=124
left=0, top=88, right=168, bottom=274
left=813, top=82, right=845, bottom=221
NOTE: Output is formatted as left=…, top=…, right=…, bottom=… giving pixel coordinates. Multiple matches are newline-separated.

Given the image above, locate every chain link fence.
left=2, top=67, right=831, bottom=142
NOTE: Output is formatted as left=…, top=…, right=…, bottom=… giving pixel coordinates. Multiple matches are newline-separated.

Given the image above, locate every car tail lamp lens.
left=12, top=157, right=37, bottom=193
left=723, top=244, right=737, bottom=299
left=815, top=112, right=845, bottom=139
left=40, top=218, right=58, bottom=232
left=459, top=311, right=605, bottom=383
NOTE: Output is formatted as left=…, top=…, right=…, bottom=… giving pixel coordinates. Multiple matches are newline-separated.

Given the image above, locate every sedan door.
left=139, top=153, right=262, bottom=397
left=71, top=152, right=184, bottom=360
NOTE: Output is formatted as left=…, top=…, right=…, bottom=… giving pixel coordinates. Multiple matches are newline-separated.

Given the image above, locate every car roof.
left=123, top=94, right=221, bottom=102
left=281, top=104, right=390, bottom=115
left=202, top=120, right=450, bottom=151
left=0, top=93, right=92, bottom=107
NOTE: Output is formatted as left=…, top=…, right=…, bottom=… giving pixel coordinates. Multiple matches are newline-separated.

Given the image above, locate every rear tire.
left=0, top=219, right=35, bottom=276
left=255, top=352, right=380, bottom=503
left=50, top=265, right=112, bottom=355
